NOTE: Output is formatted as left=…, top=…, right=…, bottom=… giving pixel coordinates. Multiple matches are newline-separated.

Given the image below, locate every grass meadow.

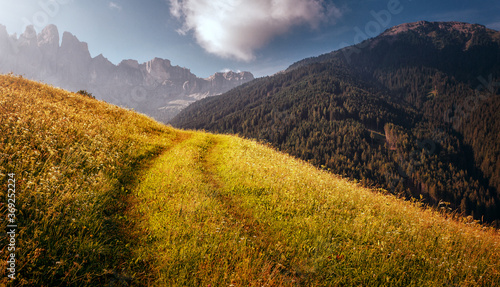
left=1, top=74, right=499, bottom=286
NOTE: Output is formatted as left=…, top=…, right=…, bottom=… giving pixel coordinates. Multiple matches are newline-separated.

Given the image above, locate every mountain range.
left=2, top=19, right=500, bottom=285
left=0, top=24, right=254, bottom=122
left=171, top=21, right=500, bottom=224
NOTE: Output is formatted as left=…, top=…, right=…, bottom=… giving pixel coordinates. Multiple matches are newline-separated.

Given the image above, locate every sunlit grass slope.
left=133, top=132, right=500, bottom=286
left=0, top=74, right=177, bottom=285
left=1, top=74, right=500, bottom=286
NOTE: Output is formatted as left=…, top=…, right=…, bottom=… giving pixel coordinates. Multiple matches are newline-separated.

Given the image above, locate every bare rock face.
left=57, top=31, right=92, bottom=88
left=0, top=25, right=12, bottom=56
left=0, top=25, right=15, bottom=69
left=145, top=57, right=173, bottom=80
left=206, top=71, right=254, bottom=91
left=89, top=54, right=115, bottom=85
left=37, top=25, right=59, bottom=79
left=0, top=25, right=254, bottom=122
left=17, top=26, right=43, bottom=78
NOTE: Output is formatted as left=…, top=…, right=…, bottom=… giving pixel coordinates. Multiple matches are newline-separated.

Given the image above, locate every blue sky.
left=1, top=0, right=499, bottom=78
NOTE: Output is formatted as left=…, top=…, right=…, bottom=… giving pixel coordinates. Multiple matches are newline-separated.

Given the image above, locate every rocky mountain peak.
left=0, top=25, right=10, bottom=53
left=37, top=24, right=59, bottom=48
left=91, top=53, right=114, bottom=69
left=204, top=71, right=254, bottom=92
left=146, top=57, right=171, bottom=69
left=20, top=25, right=37, bottom=40
left=60, top=31, right=91, bottom=58
left=145, top=57, right=172, bottom=77
left=119, top=59, right=140, bottom=69
left=377, top=21, right=499, bottom=51
left=382, top=21, right=488, bottom=36
left=231, top=71, right=254, bottom=81
left=0, top=24, right=9, bottom=40
left=207, top=71, right=254, bottom=81
left=19, top=25, right=38, bottom=48
left=0, top=24, right=254, bottom=123
left=287, top=21, right=500, bottom=75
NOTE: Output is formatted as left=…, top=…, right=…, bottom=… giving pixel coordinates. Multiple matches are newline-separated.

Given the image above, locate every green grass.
left=133, top=132, right=500, bottom=286
left=0, top=75, right=176, bottom=285
left=1, top=74, right=499, bottom=286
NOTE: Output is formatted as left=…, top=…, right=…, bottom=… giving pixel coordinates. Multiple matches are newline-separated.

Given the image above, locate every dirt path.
left=196, top=135, right=301, bottom=283
left=126, top=132, right=307, bottom=285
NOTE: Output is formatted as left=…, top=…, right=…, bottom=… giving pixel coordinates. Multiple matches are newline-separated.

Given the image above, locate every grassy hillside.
left=170, top=22, right=500, bottom=224
left=0, top=74, right=177, bottom=285
left=1, top=74, right=500, bottom=286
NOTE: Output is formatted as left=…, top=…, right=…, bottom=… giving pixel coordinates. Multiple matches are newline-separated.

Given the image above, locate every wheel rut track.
left=196, top=134, right=303, bottom=285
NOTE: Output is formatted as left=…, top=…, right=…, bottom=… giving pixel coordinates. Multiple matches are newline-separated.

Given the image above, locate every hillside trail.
left=108, top=129, right=195, bottom=284
left=124, top=130, right=500, bottom=286
left=126, top=131, right=301, bottom=285
left=197, top=135, right=301, bottom=279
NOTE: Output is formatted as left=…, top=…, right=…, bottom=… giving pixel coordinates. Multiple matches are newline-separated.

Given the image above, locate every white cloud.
left=109, top=2, right=122, bottom=11
left=169, top=0, right=340, bottom=61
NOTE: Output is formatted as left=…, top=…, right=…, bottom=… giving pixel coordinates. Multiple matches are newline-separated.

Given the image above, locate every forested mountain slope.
left=171, top=21, right=500, bottom=223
